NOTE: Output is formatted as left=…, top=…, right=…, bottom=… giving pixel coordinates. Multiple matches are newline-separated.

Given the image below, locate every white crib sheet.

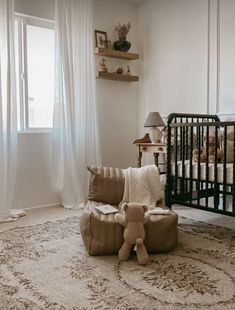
left=171, top=160, right=234, bottom=185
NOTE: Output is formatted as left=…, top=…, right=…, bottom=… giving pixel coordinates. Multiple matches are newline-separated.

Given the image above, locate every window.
left=15, top=15, right=55, bottom=130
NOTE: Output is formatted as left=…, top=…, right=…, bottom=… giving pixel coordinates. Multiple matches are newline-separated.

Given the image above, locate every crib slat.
left=186, top=118, right=189, bottom=160
left=197, top=126, right=201, bottom=206
left=166, top=121, right=172, bottom=209
left=189, top=126, right=193, bottom=205
left=174, top=126, right=178, bottom=196
left=233, top=125, right=235, bottom=214
left=214, top=126, right=219, bottom=210
left=182, top=126, right=186, bottom=192
left=205, top=126, right=209, bottom=208
left=180, top=118, right=183, bottom=194
left=223, top=126, right=227, bottom=211
left=185, top=119, right=189, bottom=193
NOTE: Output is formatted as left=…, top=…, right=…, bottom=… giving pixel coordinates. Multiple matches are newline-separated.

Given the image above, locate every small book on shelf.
left=94, top=205, right=119, bottom=215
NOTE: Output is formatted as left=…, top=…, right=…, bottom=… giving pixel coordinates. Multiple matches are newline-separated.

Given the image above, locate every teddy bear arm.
left=115, top=213, right=126, bottom=226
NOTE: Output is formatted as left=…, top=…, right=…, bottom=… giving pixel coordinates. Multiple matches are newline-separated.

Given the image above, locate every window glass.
left=27, top=24, right=54, bottom=128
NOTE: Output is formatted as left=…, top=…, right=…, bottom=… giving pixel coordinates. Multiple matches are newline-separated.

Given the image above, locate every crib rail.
left=166, top=113, right=235, bottom=217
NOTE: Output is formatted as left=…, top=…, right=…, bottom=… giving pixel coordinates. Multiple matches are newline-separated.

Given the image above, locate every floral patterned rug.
left=0, top=215, right=234, bottom=310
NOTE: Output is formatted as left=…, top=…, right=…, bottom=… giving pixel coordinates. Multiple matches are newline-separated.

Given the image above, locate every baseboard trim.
left=23, top=202, right=62, bottom=211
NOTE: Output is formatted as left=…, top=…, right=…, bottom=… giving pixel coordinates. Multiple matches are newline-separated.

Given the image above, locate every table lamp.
left=144, top=112, right=165, bottom=143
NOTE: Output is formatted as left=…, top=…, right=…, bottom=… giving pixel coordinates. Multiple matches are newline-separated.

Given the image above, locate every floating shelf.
left=95, top=47, right=139, bottom=60
left=97, top=71, right=139, bottom=82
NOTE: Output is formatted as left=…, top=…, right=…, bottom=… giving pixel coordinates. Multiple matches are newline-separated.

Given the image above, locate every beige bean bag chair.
left=80, top=166, right=178, bottom=256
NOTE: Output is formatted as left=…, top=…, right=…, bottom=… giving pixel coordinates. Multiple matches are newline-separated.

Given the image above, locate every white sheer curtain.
left=0, top=0, right=23, bottom=222
left=52, top=0, right=101, bottom=209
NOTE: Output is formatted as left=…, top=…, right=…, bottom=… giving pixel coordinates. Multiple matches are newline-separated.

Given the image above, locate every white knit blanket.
left=120, top=165, right=163, bottom=209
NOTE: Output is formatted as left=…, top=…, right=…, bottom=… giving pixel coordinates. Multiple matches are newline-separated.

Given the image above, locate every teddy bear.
left=115, top=203, right=150, bottom=265
left=193, top=135, right=223, bottom=163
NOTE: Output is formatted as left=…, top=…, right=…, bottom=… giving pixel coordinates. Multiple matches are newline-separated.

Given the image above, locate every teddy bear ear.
left=143, top=205, right=148, bottom=212
left=122, top=203, right=128, bottom=211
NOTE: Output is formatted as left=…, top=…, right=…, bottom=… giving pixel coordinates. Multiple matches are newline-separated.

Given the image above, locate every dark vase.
left=113, top=38, right=131, bottom=52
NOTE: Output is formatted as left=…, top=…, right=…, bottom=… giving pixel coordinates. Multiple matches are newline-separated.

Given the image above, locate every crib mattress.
left=171, top=160, right=234, bottom=185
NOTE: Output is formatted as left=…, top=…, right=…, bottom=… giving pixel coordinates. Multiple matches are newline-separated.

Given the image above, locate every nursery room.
left=0, top=0, right=235, bottom=309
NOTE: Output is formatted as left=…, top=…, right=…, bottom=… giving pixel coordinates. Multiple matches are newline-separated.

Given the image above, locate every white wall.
left=15, top=0, right=55, bottom=20
left=13, top=0, right=139, bottom=209
left=138, top=0, right=209, bottom=132
left=12, top=133, right=60, bottom=209
left=218, top=0, right=235, bottom=118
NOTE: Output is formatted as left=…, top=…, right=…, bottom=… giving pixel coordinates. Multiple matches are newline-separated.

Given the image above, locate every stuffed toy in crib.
left=193, top=135, right=223, bottom=163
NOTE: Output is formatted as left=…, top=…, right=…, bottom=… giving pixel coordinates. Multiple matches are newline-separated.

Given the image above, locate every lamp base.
left=149, top=127, right=161, bottom=143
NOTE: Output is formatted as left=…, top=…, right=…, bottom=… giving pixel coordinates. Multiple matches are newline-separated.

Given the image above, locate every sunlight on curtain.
left=52, top=0, right=102, bottom=209
left=0, top=0, right=25, bottom=222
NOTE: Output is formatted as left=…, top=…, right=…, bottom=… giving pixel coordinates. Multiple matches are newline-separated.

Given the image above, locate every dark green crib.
left=165, top=113, right=235, bottom=217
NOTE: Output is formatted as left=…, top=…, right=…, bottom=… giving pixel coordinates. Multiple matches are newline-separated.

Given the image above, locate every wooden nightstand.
left=135, top=143, right=166, bottom=169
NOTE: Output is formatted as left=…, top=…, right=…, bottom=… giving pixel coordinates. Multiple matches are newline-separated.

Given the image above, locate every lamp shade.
left=144, top=112, right=165, bottom=127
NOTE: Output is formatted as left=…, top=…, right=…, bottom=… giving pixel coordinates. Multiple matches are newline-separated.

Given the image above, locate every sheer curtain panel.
left=52, top=0, right=101, bottom=209
left=0, top=0, right=24, bottom=222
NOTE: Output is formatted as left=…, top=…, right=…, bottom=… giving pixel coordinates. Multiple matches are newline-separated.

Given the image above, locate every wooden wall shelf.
left=95, top=47, right=139, bottom=60
left=97, top=71, right=139, bottom=82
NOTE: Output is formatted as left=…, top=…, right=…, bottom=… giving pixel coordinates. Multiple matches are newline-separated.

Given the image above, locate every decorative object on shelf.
left=113, top=22, right=131, bottom=52
left=126, top=65, right=131, bottom=75
left=98, top=58, right=108, bottom=72
left=116, top=67, right=123, bottom=74
left=144, top=112, right=165, bottom=143
left=106, top=40, right=112, bottom=50
left=94, top=30, right=108, bottom=48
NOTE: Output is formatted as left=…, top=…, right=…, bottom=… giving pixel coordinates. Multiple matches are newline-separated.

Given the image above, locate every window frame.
left=15, top=13, right=55, bottom=132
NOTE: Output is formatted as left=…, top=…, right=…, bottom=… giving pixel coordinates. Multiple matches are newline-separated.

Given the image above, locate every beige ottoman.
left=80, top=201, right=178, bottom=256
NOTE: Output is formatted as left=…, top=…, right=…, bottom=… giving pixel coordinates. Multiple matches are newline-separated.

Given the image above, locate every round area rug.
left=0, top=215, right=234, bottom=310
